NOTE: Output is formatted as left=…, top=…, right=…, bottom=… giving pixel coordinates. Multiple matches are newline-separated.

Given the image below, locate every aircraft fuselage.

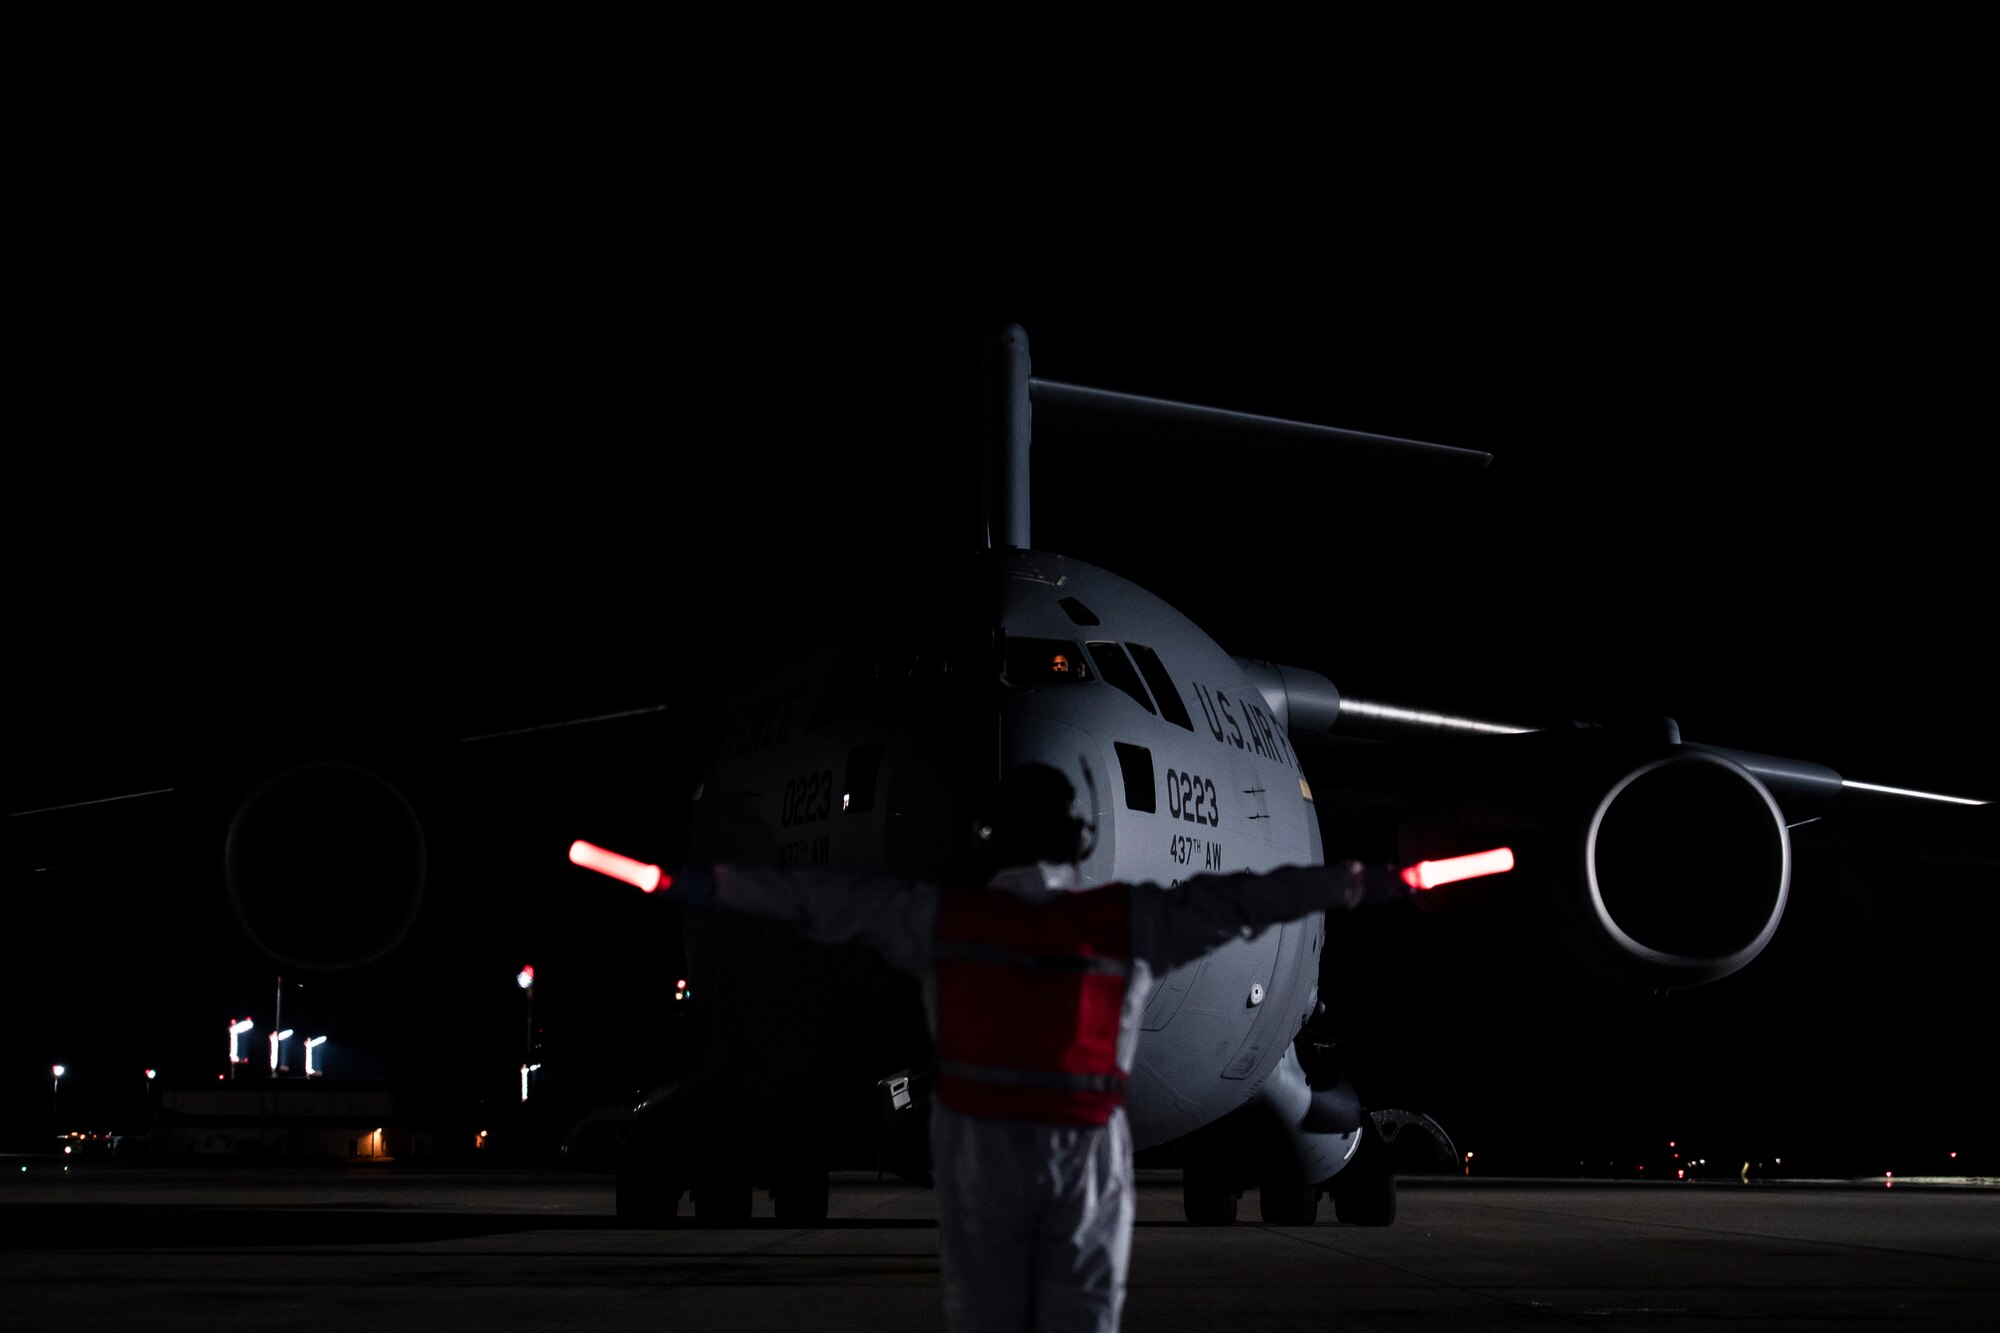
left=686, top=548, right=1337, bottom=1152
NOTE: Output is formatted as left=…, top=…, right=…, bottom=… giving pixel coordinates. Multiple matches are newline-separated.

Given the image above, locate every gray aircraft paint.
left=685, top=547, right=1358, bottom=1177
left=989, top=552, right=1339, bottom=1155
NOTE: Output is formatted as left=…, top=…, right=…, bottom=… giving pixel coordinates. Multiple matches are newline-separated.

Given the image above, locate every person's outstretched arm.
left=1135, top=860, right=1405, bottom=973
left=677, top=863, right=939, bottom=975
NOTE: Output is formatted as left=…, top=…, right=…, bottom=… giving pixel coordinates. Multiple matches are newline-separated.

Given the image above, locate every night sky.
left=7, top=114, right=1992, bottom=1176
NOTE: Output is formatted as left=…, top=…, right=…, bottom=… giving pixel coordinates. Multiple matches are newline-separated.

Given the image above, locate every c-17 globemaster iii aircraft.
left=12, top=323, right=1988, bottom=1222
left=550, top=324, right=1992, bottom=1228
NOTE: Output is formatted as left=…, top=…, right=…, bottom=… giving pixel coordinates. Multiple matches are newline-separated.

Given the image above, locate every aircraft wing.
left=5, top=699, right=719, bottom=972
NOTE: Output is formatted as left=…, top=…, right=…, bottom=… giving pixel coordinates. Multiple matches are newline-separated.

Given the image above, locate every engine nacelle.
left=1547, top=751, right=1790, bottom=990
left=225, top=762, right=427, bottom=970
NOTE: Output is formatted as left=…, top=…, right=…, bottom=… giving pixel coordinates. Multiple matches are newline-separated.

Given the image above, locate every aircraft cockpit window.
left=807, top=641, right=950, bottom=731
left=1125, top=644, right=1194, bottom=731
left=1086, top=642, right=1157, bottom=715
left=1004, top=637, right=1095, bottom=687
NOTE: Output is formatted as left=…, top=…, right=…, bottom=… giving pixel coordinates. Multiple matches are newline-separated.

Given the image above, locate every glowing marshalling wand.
left=568, top=840, right=672, bottom=892
left=1400, top=846, right=1516, bottom=891
left=570, top=838, right=1515, bottom=895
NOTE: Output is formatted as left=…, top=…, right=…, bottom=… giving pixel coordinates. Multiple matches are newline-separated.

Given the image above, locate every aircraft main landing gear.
left=1329, top=1156, right=1395, bottom=1226
left=615, top=1154, right=685, bottom=1224
left=1258, top=1173, right=1320, bottom=1226
left=692, top=1173, right=754, bottom=1224
left=1180, top=1128, right=1241, bottom=1225
left=772, top=1166, right=830, bottom=1223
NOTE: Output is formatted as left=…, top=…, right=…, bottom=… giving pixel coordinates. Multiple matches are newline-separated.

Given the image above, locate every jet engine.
left=1543, top=750, right=1790, bottom=990
left=225, top=762, right=427, bottom=970
left=1314, top=729, right=1796, bottom=992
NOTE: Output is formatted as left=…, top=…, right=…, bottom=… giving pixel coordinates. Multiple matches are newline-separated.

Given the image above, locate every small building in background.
left=149, top=1079, right=478, bottom=1161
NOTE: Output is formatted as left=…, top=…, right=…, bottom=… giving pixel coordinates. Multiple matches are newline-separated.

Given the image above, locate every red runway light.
left=569, top=840, right=669, bottom=893
left=1399, top=846, right=1516, bottom=891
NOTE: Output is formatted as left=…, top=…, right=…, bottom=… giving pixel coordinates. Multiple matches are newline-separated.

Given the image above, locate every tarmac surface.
left=3, top=1162, right=1996, bottom=1331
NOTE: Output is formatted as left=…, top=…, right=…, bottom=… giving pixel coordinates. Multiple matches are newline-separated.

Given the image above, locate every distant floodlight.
left=52, top=1065, right=65, bottom=1079
left=569, top=839, right=668, bottom=892
left=304, top=1036, right=327, bottom=1077
left=228, top=1017, right=255, bottom=1066
left=517, top=964, right=536, bottom=990
left=144, top=1068, right=156, bottom=1081
left=1400, top=846, right=1516, bottom=891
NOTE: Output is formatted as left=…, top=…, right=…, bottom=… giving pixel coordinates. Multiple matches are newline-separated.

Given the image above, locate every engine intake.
left=225, top=762, right=427, bottom=970
left=1550, top=751, right=1789, bottom=990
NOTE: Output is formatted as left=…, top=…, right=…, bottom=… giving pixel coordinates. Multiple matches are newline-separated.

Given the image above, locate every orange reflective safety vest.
left=933, top=883, right=1134, bottom=1126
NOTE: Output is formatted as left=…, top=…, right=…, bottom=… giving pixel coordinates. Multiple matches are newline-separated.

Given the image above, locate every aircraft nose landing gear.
left=1178, top=1100, right=1455, bottom=1227
left=1330, top=1108, right=1457, bottom=1227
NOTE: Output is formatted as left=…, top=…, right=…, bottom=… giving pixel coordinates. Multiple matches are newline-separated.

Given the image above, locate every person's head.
left=979, top=763, right=1089, bottom=867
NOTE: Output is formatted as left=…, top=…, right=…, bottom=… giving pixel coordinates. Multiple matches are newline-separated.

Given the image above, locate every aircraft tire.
left=694, top=1176, right=754, bottom=1225
left=1182, top=1167, right=1240, bottom=1226
left=614, top=1160, right=684, bottom=1225
left=1258, top=1176, right=1320, bottom=1226
left=773, top=1168, right=830, bottom=1223
left=1330, top=1164, right=1396, bottom=1226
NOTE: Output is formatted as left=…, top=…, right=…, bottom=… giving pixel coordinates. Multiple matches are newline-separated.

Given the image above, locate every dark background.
left=6, top=81, right=1992, bottom=1178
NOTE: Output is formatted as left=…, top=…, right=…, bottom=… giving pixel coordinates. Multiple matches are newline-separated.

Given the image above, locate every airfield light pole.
left=51, top=1064, right=65, bottom=1133
left=517, top=964, right=535, bottom=1067
left=228, top=1018, right=255, bottom=1078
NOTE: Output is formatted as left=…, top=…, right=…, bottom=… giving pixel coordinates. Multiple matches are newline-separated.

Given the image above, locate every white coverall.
left=712, top=857, right=1382, bottom=1333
